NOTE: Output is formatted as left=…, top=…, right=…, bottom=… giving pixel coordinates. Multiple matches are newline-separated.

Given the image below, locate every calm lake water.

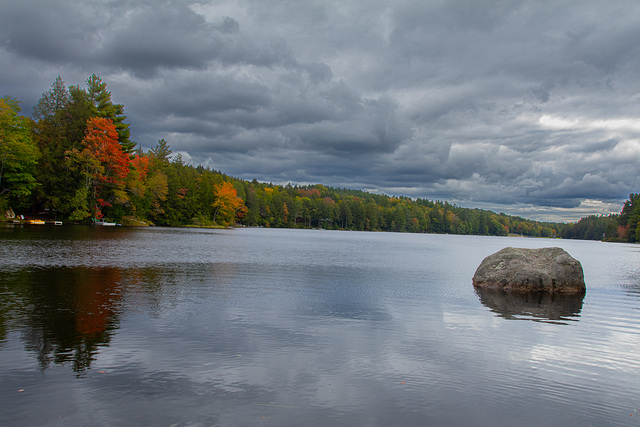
left=1, top=225, right=639, bottom=426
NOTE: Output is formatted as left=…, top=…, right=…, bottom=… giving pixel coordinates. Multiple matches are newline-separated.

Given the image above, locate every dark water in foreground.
left=1, top=225, right=639, bottom=426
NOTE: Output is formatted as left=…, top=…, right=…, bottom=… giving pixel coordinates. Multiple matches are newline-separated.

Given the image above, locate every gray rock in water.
left=472, top=247, right=585, bottom=294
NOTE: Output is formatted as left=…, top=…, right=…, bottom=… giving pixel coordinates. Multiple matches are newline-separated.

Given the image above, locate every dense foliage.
left=1, top=76, right=638, bottom=242
left=0, top=96, right=39, bottom=202
left=560, top=194, right=640, bottom=243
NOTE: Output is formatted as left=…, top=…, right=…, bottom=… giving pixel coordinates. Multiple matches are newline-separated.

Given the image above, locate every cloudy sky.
left=1, top=0, right=639, bottom=221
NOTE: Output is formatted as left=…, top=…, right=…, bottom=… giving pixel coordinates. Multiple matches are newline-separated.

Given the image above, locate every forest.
left=1, top=76, right=639, bottom=243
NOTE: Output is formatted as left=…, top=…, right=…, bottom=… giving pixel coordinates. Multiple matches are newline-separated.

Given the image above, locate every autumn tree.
left=123, top=153, right=150, bottom=219
left=67, top=118, right=130, bottom=220
left=212, top=181, right=247, bottom=226
left=85, top=74, right=134, bottom=153
left=31, top=75, right=129, bottom=216
left=146, top=170, right=169, bottom=219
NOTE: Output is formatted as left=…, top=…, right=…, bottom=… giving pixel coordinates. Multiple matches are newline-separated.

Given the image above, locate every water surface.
left=1, top=226, right=639, bottom=426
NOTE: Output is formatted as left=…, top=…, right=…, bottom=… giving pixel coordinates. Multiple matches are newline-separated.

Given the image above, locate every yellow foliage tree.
left=212, top=181, right=247, bottom=226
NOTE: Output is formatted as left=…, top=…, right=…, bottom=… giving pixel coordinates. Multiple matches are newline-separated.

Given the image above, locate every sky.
left=1, top=0, right=639, bottom=222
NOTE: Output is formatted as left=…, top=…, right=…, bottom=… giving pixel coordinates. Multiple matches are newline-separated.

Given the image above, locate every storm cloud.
left=1, top=0, right=639, bottom=221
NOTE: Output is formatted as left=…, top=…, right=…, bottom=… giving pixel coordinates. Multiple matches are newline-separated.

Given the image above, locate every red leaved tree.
left=84, top=117, right=129, bottom=186
left=66, top=117, right=130, bottom=220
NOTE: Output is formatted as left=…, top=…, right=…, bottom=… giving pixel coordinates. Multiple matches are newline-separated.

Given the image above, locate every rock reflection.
left=475, top=288, right=585, bottom=324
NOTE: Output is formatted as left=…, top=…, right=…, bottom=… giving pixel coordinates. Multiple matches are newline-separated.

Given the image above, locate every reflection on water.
left=1, top=226, right=640, bottom=426
left=0, top=267, right=123, bottom=375
left=475, top=288, right=585, bottom=324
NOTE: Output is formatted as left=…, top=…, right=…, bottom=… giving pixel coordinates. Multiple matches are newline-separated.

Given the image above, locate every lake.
left=1, top=225, right=639, bottom=426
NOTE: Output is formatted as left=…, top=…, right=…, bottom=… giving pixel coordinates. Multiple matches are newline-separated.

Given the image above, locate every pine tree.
left=86, top=74, right=134, bottom=153
left=32, top=76, right=69, bottom=122
left=149, top=139, right=173, bottom=163
left=32, top=77, right=75, bottom=214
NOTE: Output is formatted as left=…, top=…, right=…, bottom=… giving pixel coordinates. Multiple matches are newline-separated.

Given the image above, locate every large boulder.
left=472, top=247, right=585, bottom=294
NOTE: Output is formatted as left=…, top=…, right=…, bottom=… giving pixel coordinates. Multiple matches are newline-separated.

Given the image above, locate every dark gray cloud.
left=1, top=0, right=639, bottom=221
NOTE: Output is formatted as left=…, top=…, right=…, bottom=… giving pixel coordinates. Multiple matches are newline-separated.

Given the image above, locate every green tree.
left=32, top=77, right=74, bottom=214
left=85, top=74, right=134, bottom=153
left=620, top=193, right=640, bottom=243
left=65, top=85, right=95, bottom=147
left=0, top=97, right=39, bottom=202
left=149, top=138, right=172, bottom=163
left=32, top=76, right=69, bottom=122
left=339, top=200, right=353, bottom=229
left=364, top=201, right=379, bottom=230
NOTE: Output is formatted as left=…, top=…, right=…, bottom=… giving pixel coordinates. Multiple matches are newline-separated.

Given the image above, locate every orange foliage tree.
left=84, top=117, right=129, bottom=185
left=212, top=181, right=247, bottom=225
left=66, top=117, right=130, bottom=220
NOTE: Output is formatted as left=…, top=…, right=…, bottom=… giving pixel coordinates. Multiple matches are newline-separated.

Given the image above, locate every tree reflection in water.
left=475, top=288, right=585, bottom=324
left=2, top=267, right=124, bottom=376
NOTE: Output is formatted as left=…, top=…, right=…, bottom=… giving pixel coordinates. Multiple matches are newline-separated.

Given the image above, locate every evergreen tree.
left=149, top=138, right=172, bottom=163
left=620, top=193, right=640, bottom=243
left=32, top=77, right=75, bottom=214
left=85, top=74, right=134, bottom=153
left=32, top=76, right=69, bottom=122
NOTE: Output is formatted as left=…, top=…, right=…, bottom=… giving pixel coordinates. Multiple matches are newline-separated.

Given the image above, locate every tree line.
left=559, top=194, right=639, bottom=243
left=1, top=76, right=638, bottom=242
